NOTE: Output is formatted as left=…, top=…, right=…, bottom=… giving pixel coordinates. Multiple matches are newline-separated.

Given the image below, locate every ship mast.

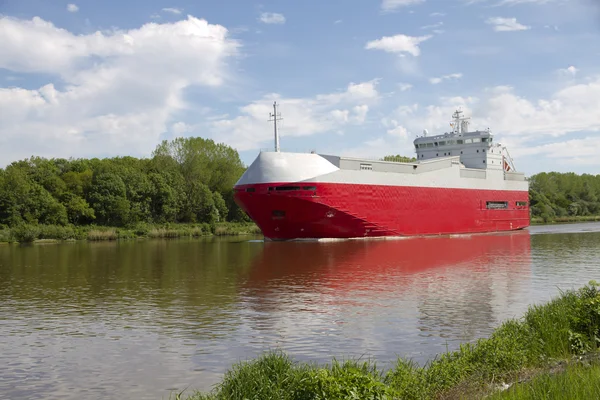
left=451, top=108, right=470, bottom=135
left=269, top=101, right=283, bottom=152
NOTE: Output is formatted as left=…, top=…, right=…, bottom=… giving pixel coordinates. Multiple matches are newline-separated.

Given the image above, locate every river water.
left=1, top=223, right=600, bottom=399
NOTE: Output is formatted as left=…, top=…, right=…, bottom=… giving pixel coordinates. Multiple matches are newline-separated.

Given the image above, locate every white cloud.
left=0, top=15, right=239, bottom=164
left=209, top=81, right=380, bottom=151
left=381, top=0, right=425, bottom=12
left=496, top=0, right=559, bottom=5
left=387, top=125, right=409, bottom=138
left=517, top=137, right=600, bottom=166
left=559, top=66, right=578, bottom=76
left=259, top=12, right=286, bottom=24
left=162, top=8, right=182, bottom=14
left=382, top=78, right=600, bottom=163
left=66, top=4, right=79, bottom=13
left=365, top=34, right=432, bottom=56
left=334, top=20, right=343, bottom=24
left=430, top=12, right=446, bottom=17
left=465, top=0, right=559, bottom=4
left=421, top=22, right=444, bottom=30
left=429, top=73, right=463, bottom=84
left=486, top=17, right=530, bottom=32
left=397, top=83, right=413, bottom=91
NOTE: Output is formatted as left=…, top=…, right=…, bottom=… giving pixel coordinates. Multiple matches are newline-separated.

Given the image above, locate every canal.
left=1, top=223, right=600, bottom=399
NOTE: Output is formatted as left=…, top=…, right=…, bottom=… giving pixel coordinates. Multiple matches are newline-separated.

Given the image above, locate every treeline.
left=381, top=154, right=417, bottom=163
left=0, top=137, right=249, bottom=229
left=529, top=172, right=600, bottom=221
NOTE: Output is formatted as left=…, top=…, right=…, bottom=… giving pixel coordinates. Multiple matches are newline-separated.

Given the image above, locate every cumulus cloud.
left=381, top=0, right=425, bottom=12
left=66, top=4, right=79, bottom=13
left=209, top=81, right=380, bottom=151
left=383, top=78, right=600, bottom=166
left=259, top=12, right=286, bottom=24
left=365, top=34, right=432, bottom=56
left=341, top=77, right=600, bottom=170
left=0, top=15, right=239, bottom=164
left=486, top=17, right=530, bottom=32
left=429, top=73, right=463, bottom=84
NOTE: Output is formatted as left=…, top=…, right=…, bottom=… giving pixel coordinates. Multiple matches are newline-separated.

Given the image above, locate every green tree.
left=381, top=155, right=417, bottom=163
left=88, top=173, right=130, bottom=226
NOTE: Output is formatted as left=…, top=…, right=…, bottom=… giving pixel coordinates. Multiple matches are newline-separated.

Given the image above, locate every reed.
left=87, top=229, right=117, bottom=241
left=180, top=281, right=600, bottom=400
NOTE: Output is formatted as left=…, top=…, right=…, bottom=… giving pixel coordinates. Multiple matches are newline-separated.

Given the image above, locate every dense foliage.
left=529, top=172, right=600, bottom=222
left=0, top=137, right=249, bottom=229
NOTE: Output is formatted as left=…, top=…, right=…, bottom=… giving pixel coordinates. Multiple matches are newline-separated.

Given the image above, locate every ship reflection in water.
left=241, top=231, right=532, bottom=363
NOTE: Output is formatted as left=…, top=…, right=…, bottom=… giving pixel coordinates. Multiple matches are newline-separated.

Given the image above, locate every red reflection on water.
left=245, top=231, right=532, bottom=295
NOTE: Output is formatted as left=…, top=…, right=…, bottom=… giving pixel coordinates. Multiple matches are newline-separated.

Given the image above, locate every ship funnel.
left=423, top=129, right=428, bottom=137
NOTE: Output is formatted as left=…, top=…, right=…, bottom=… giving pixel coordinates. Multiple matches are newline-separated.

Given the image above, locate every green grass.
left=0, top=222, right=261, bottom=243
left=490, top=362, right=600, bottom=400
left=178, top=282, right=600, bottom=400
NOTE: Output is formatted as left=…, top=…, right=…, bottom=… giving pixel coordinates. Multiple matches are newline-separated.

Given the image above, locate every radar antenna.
left=269, top=101, right=283, bottom=152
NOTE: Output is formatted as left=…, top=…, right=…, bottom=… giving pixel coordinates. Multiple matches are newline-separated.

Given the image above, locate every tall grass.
left=181, top=282, right=600, bottom=400
left=87, top=229, right=117, bottom=241
left=491, top=362, right=600, bottom=400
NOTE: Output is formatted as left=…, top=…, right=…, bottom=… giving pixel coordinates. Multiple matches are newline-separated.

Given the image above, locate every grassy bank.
left=0, top=222, right=261, bottom=243
left=178, top=281, right=600, bottom=400
left=490, top=361, right=600, bottom=399
left=530, top=215, right=600, bottom=225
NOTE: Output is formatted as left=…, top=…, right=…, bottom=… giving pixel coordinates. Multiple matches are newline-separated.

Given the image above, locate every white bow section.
left=236, top=152, right=340, bottom=185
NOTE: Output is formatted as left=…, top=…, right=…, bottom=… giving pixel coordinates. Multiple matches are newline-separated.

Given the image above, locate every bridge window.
left=486, top=201, right=508, bottom=210
left=245, top=187, right=255, bottom=192
left=303, top=186, right=317, bottom=191
left=516, top=201, right=528, bottom=207
left=465, top=139, right=473, bottom=144
left=360, top=163, right=373, bottom=171
left=457, top=140, right=464, bottom=144
left=472, top=138, right=481, bottom=143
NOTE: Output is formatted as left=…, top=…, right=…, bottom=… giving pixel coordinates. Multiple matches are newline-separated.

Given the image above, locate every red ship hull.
left=234, top=182, right=530, bottom=241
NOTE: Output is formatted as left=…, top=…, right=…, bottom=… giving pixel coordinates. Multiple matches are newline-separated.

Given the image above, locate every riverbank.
left=0, top=222, right=262, bottom=243
left=178, top=281, right=600, bottom=400
left=530, top=215, right=600, bottom=225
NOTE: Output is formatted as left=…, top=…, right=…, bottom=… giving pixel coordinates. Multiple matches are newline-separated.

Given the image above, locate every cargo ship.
left=233, top=103, right=530, bottom=241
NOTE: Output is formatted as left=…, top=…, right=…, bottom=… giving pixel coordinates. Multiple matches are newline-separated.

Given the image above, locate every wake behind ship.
left=233, top=105, right=530, bottom=241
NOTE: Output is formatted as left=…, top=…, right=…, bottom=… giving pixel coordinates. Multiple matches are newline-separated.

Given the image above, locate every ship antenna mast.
left=451, top=107, right=470, bottom=135
left=269, top=101, right=283, bottom=152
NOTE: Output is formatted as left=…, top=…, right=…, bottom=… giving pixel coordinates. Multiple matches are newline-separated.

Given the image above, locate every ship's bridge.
left=413, top=110, right=508, bottom=171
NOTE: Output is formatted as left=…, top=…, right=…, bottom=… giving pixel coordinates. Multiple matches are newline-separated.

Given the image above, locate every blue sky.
left=1, top=0, right=599, bottom=176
